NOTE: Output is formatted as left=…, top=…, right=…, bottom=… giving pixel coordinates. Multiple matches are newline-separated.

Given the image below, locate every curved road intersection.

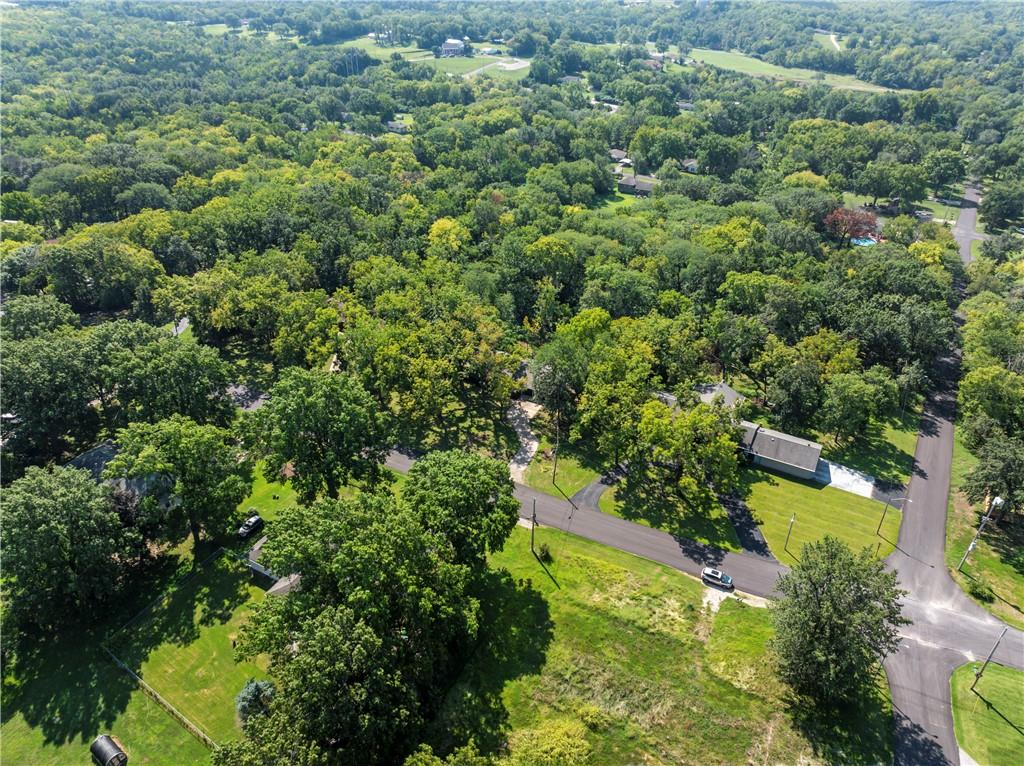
left=386, top=182, right=1021, bottom=765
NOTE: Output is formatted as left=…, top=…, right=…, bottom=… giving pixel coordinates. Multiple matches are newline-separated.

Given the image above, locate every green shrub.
left=967, top=579, right=995, bottom=603
left=538, top=542, right=553, bottom=563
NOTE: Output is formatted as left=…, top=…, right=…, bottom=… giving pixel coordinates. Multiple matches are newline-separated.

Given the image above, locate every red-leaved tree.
left=824, top=208, right=878, bottom=247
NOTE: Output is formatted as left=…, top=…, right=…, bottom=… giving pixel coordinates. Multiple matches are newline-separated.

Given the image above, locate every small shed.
left=91, top=735, right=128, bottom=766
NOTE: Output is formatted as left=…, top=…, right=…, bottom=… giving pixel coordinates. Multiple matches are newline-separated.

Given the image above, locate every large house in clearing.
left=441, top=38, right=465, bottom=56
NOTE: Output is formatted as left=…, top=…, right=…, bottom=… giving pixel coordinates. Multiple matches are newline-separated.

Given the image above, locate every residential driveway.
left=506, top=401, right=542, bottom=483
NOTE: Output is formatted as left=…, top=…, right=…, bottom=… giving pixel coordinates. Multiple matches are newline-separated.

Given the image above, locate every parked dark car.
left=701, top=567, right=734, bottom=589
left=237, top=514, right=264, bottom=539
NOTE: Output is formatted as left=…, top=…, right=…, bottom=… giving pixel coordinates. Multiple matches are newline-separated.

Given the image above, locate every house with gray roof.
left=738, top=423, right=822, bottom=480
left=695, top=381, right=745, bottom=409
left=69, top=439, right=176, bottom=503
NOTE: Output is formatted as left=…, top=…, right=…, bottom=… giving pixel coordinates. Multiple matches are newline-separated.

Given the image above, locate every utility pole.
left=877, top=496, right=909, bottom=535
left=530, top=498, right=537, bottom=554
left=972, top=627, right=1008, bottom=692
left=958, top=496, right=1003, bottom=572
left=552, top=416, right=560, bottom=487
left=784, top=513, right=795, bottom=551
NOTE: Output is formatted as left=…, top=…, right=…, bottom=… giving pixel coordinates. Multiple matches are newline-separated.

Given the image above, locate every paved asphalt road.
left=950, top=181, right=984, bottom=264
left=884, top=364, right=1024, bottom=766
left=387, top=450, right=786, bottom=598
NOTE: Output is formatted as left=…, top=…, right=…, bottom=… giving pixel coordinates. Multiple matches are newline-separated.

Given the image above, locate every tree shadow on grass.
left=0, top=550, right=194, bottom=748
left=106, top=554, right=252, bottom=675
left=984, top=517, right=1024, bottom=580
left=784, top=679, right=896, bottom=766
left=823, top=416, right=917, bottom=486
left=973, top=688, right=1024, bottom=737
left=424, top=569, right=553, bottom=756
left=614, top=475, right=741, bottom=552
left=2, top=630, right=138, bottom=749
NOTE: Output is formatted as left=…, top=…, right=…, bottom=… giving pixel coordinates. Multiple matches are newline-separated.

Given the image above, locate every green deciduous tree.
left=235, top=494, right=477, bottom=764
left=2, top=466, right=134, bottom=627
left=959, top=365, right=1024, bottom=433
left=1, top=329, right=94, bottom=462
left=254, top=368, right=390, bottom=502
left=531, top=334, right=590, bottom=426
left=402, top=450, right=519, bottom=569
left=771, top=536, right=907, bottom=702
left=106, top=415, right=252, bottom=550
left=573, top=340, right=655, bottom=466
left=0, top=294, right=79, bottom=340
left=921, top=149, right=965, bottom=195
left=631, top=400, right=740, bottom=510
left=819, top=372, right=878, bottom=442
left=114, top=336, right=234, bottom=426
left=979, top=181, right=1024, bottom=229
left=963, top=432, right=1024, bottom=517
left=768, top=359, right=822, bottom=431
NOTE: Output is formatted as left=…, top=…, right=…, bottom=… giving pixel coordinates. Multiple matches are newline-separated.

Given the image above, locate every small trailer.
left=91, top=734, right=128, bottom=766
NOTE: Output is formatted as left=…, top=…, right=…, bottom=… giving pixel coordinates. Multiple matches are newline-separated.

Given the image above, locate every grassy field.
left=593, top=190, right=642, bottom=209
left=237, top=463, right=297, bottom=523
left=741, top=468, right=900, bottom=565
left=599, top=484, right=743, bottom=551
left=945, top=430, right=1024, bottom=629
left=339, top=36, right=429, bottom=60
left=523, top=434, right=602, bottom=499
left=951, top=662, right=1024, bottom=766
left=479, top=61, right=532, bottom=81
left=813, top=32, right=843, bottom=51
left=426, top=527, right=893, bottom=764
left=415, top=56, right=499, bottom=76
left=106, top=555, right=270, bottom=743
left=1, top=549, right=211, bottom=766
left=689, top=48, right=888, bottom=92
left=201, top=23, right=294, bottom=43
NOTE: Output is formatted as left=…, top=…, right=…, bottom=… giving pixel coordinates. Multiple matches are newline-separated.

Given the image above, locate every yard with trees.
left=1, top=1, right=1022, bottom=764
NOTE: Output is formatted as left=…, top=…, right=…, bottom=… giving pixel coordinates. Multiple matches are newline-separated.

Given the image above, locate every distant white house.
left=441, top=38, right=465, bottom=57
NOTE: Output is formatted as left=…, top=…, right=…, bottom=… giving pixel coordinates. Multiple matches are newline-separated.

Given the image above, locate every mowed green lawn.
left=1, top=639, right=211, bottom=766
left=426, top=527, right=892, bottom=764
left=339, top=36, right=430, bottom=60
left=523, top=435, right=602, bottom=499
left=599, top=484, right=742, bottom=551
left=690, top=48, right=888, bottom=92
left=951, top=663, right=1024, bottom=766
left=106, top=555, right=270, bottom=743
left=741, top=468, right=899, bottom=565
left=237, top=462, right=297, bottom=523
left=415, top=56, right=494, bottom=75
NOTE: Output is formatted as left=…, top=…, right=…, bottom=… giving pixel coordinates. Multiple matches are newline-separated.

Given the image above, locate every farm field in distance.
left=689, top=48, right=890, bottom=92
